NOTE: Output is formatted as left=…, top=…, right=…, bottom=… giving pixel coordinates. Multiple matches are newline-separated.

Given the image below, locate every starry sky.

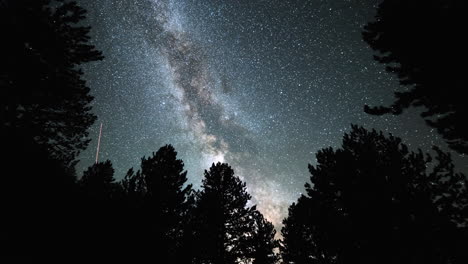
left=75, top=0, right=466, bottom=229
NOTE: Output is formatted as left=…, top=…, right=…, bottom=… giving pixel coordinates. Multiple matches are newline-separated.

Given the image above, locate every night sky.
left=75, top=0, right=465, bottom=229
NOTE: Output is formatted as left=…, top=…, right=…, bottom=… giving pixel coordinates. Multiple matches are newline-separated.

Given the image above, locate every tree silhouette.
left=79, top=160, right=117, bottom=200
left=0, top=0, right=103, bottom=166
left=73, top=159, right=126, bottom=256
left=2, top=135, right=80, bottom=256
left=281, top=195, right=327, bottom=264
left=120, top=167, right=145, bottom=205
left=1, top=1, right=103, bottom=256
left=362, top=0, right=467, bottom=154
left=281, top=125, right=468, bottom=264
left=193, top=162, right=257, bottom=264
left=127, top=144, right=194, bottom=262
left=248, top=210, right=279, bottom=264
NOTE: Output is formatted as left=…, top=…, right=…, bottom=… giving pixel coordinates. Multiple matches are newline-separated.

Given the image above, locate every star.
left=75, top=0, right=466, bottom=231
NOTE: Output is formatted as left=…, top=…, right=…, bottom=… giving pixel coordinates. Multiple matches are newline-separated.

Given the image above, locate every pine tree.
left=281, top=196, right=327, bottom=264
left=281, top=125, right=468, bottom=264
left=249, top=210, right=279, bottom=264
left=120, top=167, right=145, bottom=204
left=0, top=0, right=103, bottom=166
left=138, top=144, right=194, bottom=261
left=1, top=1, right=102, bottom=253
left=75, top=160, right=123, bottom=254
left=362, top=0, right=467, bottom=154
left=194, top=162, right=256, bottom=264
left=0, top=0, right=102, bottom=252
left=79, top=160, right=117, bottom=200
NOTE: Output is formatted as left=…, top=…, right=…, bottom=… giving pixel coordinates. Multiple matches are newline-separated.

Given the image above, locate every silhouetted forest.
left=1, top=0, right=467, bottom=262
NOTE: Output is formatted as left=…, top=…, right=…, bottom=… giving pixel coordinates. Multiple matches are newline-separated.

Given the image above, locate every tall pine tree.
left=362, top=0, right=467, bottom=154
left=75, top=160, right=123, bottom=254
left=194, top=162, right=256, bottom=264
left=249, top=210, right=279, bottom=264
left=139, top=144, right=194, bottom=261
left=79, top=160, right=117, bottom=201
left=281, top=125, right=468, bottom=264
left=0, top=0, right=103, bottom=167
left=1, top=1, right=102, bottom=254
left=281, top=195, right=325, bottom=264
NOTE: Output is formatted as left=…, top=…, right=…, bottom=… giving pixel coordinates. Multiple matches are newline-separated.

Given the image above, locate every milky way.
left=76, top=0, right=466, bottom=230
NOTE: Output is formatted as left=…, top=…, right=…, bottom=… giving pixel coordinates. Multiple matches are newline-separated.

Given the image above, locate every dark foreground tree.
left=0, top=0, right=103, bottom=166
left=281, top=125, right=468, bottom=264
left=362, top=0, right=467, bottom=154
left=1, top=0, right=102, bottom=256
left=75, top=160, right=123, bottom=253
left=249, top=210, right=279, bottom=264
left=142, top=144, right=194, bottom=261
left=79, top=160, right=117, bottom=200
left=193, top=162, right=257, bottom=264
left=120, top=167, right=145, bottom=205
left=118, top=145, right=194, bottom=262
left=281, top=195, right=322, bottom=264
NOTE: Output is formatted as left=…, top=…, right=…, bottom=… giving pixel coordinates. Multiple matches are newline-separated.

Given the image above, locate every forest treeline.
left=1, top=0, right=467, bottom=262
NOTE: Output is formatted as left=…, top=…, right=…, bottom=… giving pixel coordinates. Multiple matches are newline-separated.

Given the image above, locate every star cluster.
left=76, top=0, right=465, bottom=229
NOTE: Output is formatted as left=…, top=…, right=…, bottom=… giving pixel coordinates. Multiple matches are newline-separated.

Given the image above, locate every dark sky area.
left=75, top=0, right=466, bottom=228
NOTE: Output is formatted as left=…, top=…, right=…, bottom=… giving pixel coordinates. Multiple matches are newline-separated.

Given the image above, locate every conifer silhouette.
left=0, top=0, right=103, bottom=166
left=1, top=0, right=102, bottom=256
left=79, top=160, right=117, bottom=200
left=249, top=210, right=279, bottom=264
left=363, top=0, right=467, bottom=154
left=124, top=145, right=194, bottom=262
left=193, top=162, right=256, bottom=264
left=281, top=125, right=468, bottom=264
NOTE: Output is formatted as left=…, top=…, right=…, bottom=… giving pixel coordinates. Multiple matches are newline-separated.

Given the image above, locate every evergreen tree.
left=281, top=195, right=327, bottom=264
left=281, top=125, right=468, bottom=264
left=194, top=162, right=256, bottom=264
left=249, top=210, right=279, bottom=264
left=120, top=167, right=146, bottom=204
left=1, top=1, right=102, bottom=254
left=362, top=0, right=467, bottom=154
left=1, top=1, right=103, bottom=252
left=138, top=144, right=194, bottom=262
left=79, top=160, right=117, bottom=200
left=75, top=159, right=123, bottom=254
left=0, top=0, right=103, bottom=166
